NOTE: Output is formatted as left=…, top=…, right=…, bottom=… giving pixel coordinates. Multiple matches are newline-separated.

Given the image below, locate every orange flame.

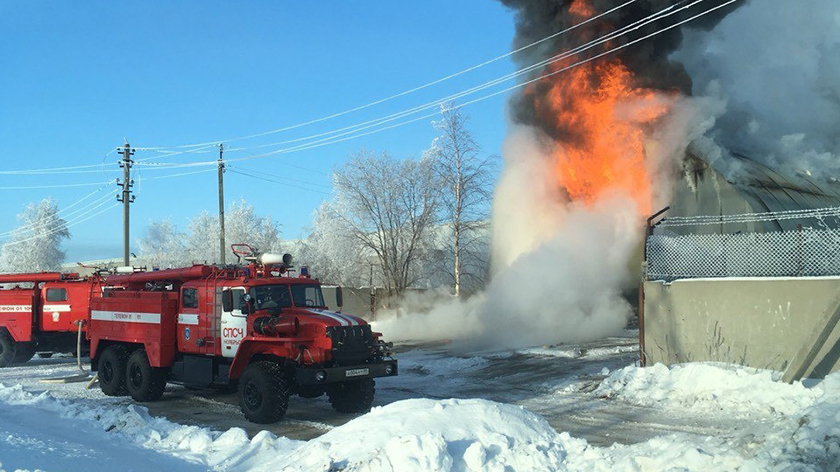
left=535, top=2, right=674, bottom=215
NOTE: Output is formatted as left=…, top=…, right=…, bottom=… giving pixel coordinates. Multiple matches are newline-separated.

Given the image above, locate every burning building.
left=493, top=0, right=840, bottom=377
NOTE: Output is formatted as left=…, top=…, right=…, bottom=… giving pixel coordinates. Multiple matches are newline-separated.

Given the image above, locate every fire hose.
left=39, top=320, right=97, bottom=385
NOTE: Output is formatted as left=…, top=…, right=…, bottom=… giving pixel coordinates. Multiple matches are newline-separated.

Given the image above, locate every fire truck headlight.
left=315, top=371, right=327, bottom=382
left=384, top=364, right=395, bottom=375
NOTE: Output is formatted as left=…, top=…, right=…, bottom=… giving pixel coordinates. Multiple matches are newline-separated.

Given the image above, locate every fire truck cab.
left=0, top=272, right=100, bottom=367
left=89, top=247, right=397, bottom=423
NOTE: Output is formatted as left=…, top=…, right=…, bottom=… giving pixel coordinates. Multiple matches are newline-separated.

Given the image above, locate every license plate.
left=345, top=368, right=369, bottom=378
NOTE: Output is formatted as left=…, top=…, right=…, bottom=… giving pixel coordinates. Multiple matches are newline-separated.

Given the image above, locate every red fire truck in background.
left=0, top=246, right=397, bottom=423
left=0, top=271, right=102, bottom=367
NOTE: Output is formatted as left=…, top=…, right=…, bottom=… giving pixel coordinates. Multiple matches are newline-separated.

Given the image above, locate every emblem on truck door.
left=184, top=327, right=191, bottom=340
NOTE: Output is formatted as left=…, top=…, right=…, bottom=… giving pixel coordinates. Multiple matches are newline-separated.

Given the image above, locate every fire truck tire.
left=238, top=361, right=290, bottom=424
left=327, top=379, right=375, bottom=414
left=98, top=345, right=130, bottom=396
left=12, top=343, right=36, bottom=364
left=126, top=350, right=167, bottom=402
left=0, top=331, right=17, bottom=367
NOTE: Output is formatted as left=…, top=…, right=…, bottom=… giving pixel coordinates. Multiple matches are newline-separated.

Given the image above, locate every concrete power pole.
left=218, top=144, right=226, bottom=265
left=117, top=142, right=135, bottom=266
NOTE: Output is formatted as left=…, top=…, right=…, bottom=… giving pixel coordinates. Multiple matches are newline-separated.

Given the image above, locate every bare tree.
left=326, top=150, right=437, bottom=296
left=429, top=105, right=495, bottom=296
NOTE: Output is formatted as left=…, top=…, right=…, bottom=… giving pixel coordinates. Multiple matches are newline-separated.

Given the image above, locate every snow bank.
left=265, top=398, right=571, bottom=472
left=3, top=362, right=840, bottom=471
left=0, top=383, right=301, bottom=470
left=595, top=362, right=818, bottom=416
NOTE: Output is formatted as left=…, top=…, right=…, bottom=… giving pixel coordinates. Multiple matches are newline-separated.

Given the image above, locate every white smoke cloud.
left=375, top=91, right=723, bottom=350
left=375, top=195, right=640, bottom=349
left=675, top=0, right=840, bottom=178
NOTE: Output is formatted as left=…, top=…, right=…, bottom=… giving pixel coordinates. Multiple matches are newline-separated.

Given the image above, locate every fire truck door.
left=221, top=287, right=247, bottom=358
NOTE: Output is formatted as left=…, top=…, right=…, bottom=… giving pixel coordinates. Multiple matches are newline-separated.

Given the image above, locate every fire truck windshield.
left=249, top=284, right=325, bottom=309
left=250, top=285, right=292, bottom=309
left=290, top=284, right=325, bottom=308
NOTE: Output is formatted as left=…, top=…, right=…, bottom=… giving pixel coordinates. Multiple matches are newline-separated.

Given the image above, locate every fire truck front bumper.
left=296, top=360, right=398, bottom=385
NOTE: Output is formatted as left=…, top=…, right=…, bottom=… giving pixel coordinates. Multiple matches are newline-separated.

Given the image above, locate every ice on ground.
left=2, top=361, right=839, bottom=471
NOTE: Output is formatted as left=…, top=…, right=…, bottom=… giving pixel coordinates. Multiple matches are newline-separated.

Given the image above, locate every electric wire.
left=135, top=0, right=639, bottom=152
left=0, top=179, right=117, bottom=190
left=0, top=203, right=119, bottom=247
left=227, top=168, right=332, bottom=196
left=0, top=0, right=692, bottom=176
left=227, top=164, right=332, bottom=190
left=134, top=0, right=710, bottom=171
left=0, top=185, right=112, bottom=238
left=136, top=0, right=736, bottom=172
left=0, top=148, right=119, bottom=176
left=137, top=0, right=695, bottom=170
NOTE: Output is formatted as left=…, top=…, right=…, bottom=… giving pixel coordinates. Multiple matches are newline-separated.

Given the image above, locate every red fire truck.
left=0, top=272, right=102, bottom=367
left=88, top=247, right=397, bottom=423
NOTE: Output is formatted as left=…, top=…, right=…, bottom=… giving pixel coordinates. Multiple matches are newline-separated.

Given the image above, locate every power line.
left=0, top=203, right=119, bottom=247
left=135, top=0, right=707, bottom=171
left=136, top=0, right=639, bottom=152
left=227, top=168, right=332, bottom=196
left=0, top=148, right=119, bottom=176
left=222, top=0, right=738, bottom=166
left=0, top=179, right=117, bottom=190
left=0, top=0, right=696, bottom=179
left=1, top=0, right=727, bottom=184
left=0, top=187, right=113, bottom=238
left=228, top=164, right=332, bottom=190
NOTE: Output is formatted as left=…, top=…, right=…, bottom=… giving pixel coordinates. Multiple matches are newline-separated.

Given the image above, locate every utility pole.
left=218, top=144, right=226, bottom=265
left=116, top=142, right=135, bottom=266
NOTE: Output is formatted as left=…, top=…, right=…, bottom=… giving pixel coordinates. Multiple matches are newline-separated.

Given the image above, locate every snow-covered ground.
left=0, top=332, right=837, bottom=471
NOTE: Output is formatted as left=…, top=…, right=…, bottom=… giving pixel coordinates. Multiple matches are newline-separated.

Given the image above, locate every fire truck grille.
left=326, top=325, right=375, bottom=366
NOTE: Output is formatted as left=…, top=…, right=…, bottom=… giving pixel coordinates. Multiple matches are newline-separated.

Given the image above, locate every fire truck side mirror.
left=243, top=293, right=255, bottom=314
left=335, top=286, right=343, bottom=309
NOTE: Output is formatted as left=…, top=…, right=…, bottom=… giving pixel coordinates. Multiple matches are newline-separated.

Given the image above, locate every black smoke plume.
left=499, top=0, right=742, bottom=141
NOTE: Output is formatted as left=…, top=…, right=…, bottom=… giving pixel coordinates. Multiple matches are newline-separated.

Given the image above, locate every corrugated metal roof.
left=728, top=154, right=840, bottom=231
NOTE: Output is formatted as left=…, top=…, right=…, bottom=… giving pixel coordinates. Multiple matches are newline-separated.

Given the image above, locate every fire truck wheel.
left=327, top=379, right=376, bottom=414
left=12, top=343, right=36, bottom=364
left=126, top=350, right=167, bottom=402
left=0, top=331, right=17, bottom=368
left=98, top=345, right=130, bottom=396
left=238, top=361, right=290, bottom=424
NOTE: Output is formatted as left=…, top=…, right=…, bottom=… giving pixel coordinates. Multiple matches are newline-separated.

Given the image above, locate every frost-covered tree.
left=326, top=150, right=438, bottom=296
left=428, top=105, right=495, bottom=295
left=186, top=200, right=282, bottom=264
left=186, top=211, right=220, bottom=263
left=137, top=219, right=187, bottom=269
left=224, top=199, right=282, bottom=260
left=0, top=198, right=69, bottom=272
left=301, top=203, right=371, bottom=287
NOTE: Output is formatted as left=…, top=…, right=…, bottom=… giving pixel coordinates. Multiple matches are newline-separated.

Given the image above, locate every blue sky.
left=0, top=1, right=517, bottom=261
